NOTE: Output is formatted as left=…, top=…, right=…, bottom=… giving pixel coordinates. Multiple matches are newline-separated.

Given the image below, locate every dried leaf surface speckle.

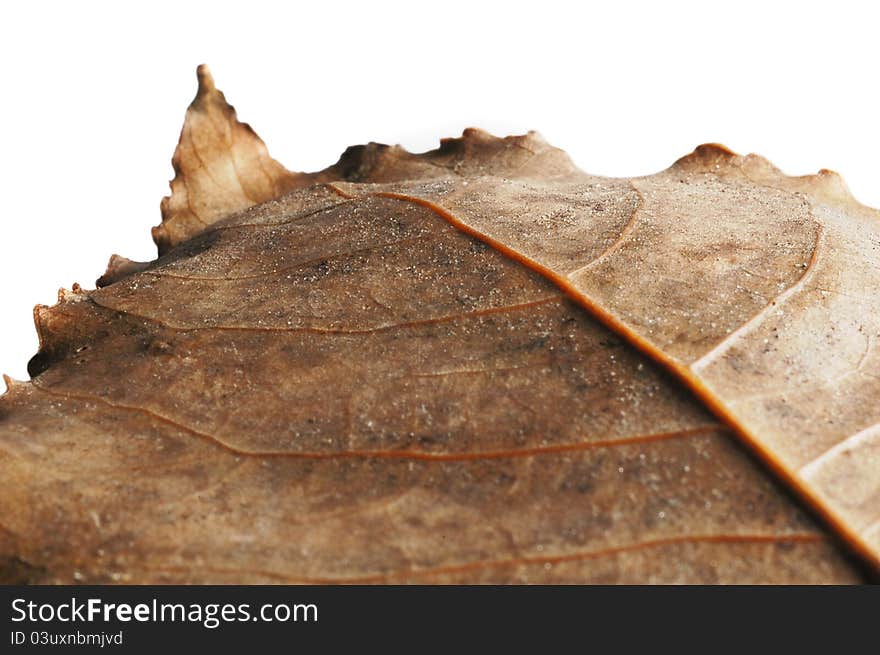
left=0, top=66, right=877, bottom=583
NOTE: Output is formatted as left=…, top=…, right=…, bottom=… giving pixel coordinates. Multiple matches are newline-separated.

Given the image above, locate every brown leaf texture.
left=0, top=67, right=877, bottom=583
left=153, top=65, right=328, bottom=255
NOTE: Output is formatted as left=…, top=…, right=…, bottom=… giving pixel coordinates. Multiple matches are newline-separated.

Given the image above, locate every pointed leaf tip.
left=195, top=64, right=215, bottom=95
left=154, top=66, right=302, bottom=255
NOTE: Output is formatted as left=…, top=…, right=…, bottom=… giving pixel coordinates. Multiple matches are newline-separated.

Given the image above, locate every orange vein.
left=28, top=382, right=719, bottom=462
left=86, top=294, right=564, bottom=335
left=332, top=185, right=879, bottom=573
left=690, top=225, right=825, bottom=372
left=155, top=533, right=823, bottom=584
left=567, top=180, right=644, bottom=276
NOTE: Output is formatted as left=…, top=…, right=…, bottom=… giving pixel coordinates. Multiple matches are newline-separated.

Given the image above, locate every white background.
left=1, top=1, right=878, bottom=380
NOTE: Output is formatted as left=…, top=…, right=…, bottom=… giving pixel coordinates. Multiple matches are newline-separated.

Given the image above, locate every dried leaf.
left=155, top=65, right=314, bottom=254
left=330, top=144, right=880, bottom=571
left=0, top=67, right=875, bottom=583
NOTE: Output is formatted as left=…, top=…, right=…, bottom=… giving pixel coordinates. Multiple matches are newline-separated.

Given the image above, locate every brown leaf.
left=0, top=68, right=875, bottom=583
left=331, top=144, right=880, bottom=571
left=154, top=65, right=309, bottom=255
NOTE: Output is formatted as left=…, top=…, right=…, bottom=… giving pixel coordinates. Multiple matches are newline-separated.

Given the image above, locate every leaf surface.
left=331, top=144, right=880, bottom=570
left=0, top=68, right=875, bottom=583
